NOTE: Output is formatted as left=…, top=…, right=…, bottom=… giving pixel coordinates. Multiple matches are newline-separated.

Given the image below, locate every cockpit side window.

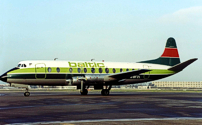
left=24, top=64, right=26, bottom=67
left=17, top=64, right=21, bottom=67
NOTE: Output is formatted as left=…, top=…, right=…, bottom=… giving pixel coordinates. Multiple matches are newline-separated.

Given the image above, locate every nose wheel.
left=24, top=88, right=30, bottom=97
left=24, top=92, right=30, bottom=97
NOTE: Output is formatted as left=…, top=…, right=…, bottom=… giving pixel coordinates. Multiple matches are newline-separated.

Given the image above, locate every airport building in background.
left=1, top=81, right=202, bottom=90
left=152, top=81, right=202, bottom=89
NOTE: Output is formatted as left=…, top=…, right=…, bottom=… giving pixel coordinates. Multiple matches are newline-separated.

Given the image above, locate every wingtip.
left=188, top=58, right=198, bottom=62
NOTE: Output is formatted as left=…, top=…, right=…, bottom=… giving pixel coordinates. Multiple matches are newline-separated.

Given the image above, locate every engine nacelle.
left=71, top=76, right=85, bottom=85
left=85, top=74, right=104, bottom=83
left=66, top=79, right=72, bottom=86
left=66, top=75, right=117, bottom=85
left=103, top=75, right=117, bottom=82
left=85, top=74, right=117, bottom=83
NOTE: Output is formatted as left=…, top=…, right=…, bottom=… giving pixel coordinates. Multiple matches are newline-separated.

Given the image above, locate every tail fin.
left=139, top=37, right=181, bottom=66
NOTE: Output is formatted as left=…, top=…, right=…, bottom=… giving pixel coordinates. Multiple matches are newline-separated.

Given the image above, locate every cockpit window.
left=18, top=64, right=27, bottom=68
left=17, top=63, right=27, bottom=68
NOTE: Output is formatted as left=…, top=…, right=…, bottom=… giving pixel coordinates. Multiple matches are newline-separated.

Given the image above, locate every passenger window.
left=69, top=68, right=73, bottom=73
left=48, top=67, right=52, bottom=72
left=113, top=68, right=116, bottom=73
left=99, top=68, right=102, bottom=73
left=84, top=68, right=87, bottom=73
left=132, top=69, right=134, bottom=70
left=57, top=67, right=60, bottom=73
left=78, top=68, right=81, bottom=73
left=120, top=68, right=123, bottom=72
left=24, top=64, right=27, bottom=67
left=91, top=68, right=95, bottom=73
left=105, top=68, right=109, bottom=73
left=126, top=68, right=129, bottom=71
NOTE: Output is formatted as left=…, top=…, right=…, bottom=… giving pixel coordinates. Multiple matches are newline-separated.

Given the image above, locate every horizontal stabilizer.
left=168, top=58, right=198, bottom=71
left=109, top=69, right=151, bottom=79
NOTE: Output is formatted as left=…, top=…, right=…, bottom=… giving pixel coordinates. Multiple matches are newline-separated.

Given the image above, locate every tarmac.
left=1, top=90, right=202, bottom=124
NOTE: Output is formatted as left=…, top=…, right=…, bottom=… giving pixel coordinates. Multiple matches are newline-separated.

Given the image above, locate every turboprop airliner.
left=0, top=38, right=197, bottom=96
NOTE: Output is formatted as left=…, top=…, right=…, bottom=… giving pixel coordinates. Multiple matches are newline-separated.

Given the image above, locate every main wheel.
left=101, top=90, right=104, bottom=95
left=24, top=92, right=30, bottom=97
left=80, top=89, right=88, bottom=95
left=101, top=89, right=109, bottom=96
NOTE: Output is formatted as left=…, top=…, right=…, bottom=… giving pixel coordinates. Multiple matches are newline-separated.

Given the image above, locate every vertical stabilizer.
left=139, top=37, right=181, bottom=66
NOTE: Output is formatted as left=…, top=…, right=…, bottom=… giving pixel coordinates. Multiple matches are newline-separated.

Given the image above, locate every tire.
left=105, top=90, right=109, bottom=95
left=101, top=90, right=104, bottom=95
left=80, top=89, right=88, bottom=95
left=24, top=92, right=30, bottom=97
left=101, top=89, right=110, bottom=96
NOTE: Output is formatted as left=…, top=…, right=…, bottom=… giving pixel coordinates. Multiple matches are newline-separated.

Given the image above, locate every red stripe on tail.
left=161, top=48, right=179, bottom=58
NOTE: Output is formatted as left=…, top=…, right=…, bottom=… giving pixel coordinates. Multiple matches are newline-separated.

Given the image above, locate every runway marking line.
left=8, top=117, right=202, bottom=125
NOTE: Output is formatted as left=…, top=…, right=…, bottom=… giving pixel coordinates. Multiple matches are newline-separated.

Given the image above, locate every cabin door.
left=143, top=65, right=150, bottom=79
left=35, top=63, right=46, bottom=79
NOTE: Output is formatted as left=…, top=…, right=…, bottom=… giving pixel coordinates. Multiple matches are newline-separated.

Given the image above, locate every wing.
left=108, top=69, right=151, bottom=79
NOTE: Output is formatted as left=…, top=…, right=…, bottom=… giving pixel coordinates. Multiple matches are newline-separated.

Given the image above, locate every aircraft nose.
left=0, top=73, right=7, bottom=82
left=0, top=67, right=19, bottom=83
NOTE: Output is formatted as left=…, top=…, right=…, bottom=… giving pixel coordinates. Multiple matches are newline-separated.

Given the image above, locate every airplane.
left=0, top=37, right=197, bottom=96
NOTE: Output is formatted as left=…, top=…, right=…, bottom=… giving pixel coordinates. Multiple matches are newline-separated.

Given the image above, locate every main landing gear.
left=101, top=89, right=109, bottom=96
left=80, top=89, right=88, bottom=95
left=80, top=80, right=88, bottom=95
left=24, top=87, right=30, bottom=97
left=101, top=85, right=112, bottom=96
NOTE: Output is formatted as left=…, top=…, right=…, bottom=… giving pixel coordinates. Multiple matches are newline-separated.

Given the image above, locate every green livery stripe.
left=139, top=57, right=180, bottom=66
left=8, top=68, right=69, bottom=74
left=8, top=67, right=176, bottom=75
left=144, top=69, right=176, bottom=74
left=8, top=74, right=66, bottom=79
left=166, top=37, right=177, bottom=48
left=7, top=74, right=171, bottom=82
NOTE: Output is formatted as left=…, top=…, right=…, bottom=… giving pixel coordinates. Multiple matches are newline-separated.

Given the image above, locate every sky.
left=0, top=0, right=202, bottom=84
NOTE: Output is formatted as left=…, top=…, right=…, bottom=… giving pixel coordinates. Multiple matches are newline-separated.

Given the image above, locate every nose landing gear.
left=24, top=88, right=30, bottom=97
